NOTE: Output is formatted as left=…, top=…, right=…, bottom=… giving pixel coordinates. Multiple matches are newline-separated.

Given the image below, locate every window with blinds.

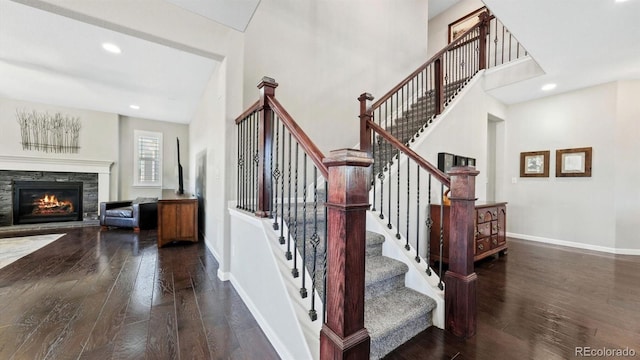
left=133, top=130, right=163, bottom=187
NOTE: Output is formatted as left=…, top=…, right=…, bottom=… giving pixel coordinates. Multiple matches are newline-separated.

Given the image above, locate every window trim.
left=133, top=130, right=163, bottom=188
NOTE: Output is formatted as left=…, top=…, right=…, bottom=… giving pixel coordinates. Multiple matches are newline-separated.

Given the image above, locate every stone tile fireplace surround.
left=0, top=156, right=113, bottom=227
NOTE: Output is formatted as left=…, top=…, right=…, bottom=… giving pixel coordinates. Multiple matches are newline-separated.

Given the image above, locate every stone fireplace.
left=0, top=155, right=113, bottom=227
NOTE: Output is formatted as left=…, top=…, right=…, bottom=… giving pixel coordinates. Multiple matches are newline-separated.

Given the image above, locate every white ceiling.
left=483, top=0, right=640, bottom=104
left=165, top=0, right=260, bottom=32
left=0, top=0, right=221, bottom=124
left=0, top=0, right=638, bottom=125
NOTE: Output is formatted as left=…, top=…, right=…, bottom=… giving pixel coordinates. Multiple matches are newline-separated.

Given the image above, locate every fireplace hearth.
left=13, top=181, right=83, bottom=225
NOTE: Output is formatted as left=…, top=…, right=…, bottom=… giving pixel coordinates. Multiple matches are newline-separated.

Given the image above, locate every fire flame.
left=33, top=194, right=74, bottom=214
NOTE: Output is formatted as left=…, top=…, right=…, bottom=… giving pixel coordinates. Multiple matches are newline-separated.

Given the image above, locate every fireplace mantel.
left=0, top=155, right=114, bottom=204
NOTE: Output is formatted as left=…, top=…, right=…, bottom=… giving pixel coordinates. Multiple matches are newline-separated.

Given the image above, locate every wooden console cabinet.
left=157, top=190, right=198, bottom=248
left=429, top=201, right=507, bottom=264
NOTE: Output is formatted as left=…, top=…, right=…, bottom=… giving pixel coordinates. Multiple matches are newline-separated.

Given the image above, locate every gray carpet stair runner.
left=288, top=197, right=436, bottom=359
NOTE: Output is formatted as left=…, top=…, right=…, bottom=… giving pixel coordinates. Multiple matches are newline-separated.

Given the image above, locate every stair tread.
left=365, top=255, right=407, bottom=285
left=366, top=231, right=385, bottom=246
left=364, top=287, right=436, bottom=339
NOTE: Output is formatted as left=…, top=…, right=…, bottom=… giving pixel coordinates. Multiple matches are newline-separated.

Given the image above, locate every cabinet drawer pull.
left=492, top=239, right=498, bottom=245
left=478, top=244, right=484, bottom=251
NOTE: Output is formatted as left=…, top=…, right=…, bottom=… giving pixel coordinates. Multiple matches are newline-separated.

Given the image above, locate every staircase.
left=289, top=199, right=436, bottom=359
left=373, top=78, right=470, bottom=177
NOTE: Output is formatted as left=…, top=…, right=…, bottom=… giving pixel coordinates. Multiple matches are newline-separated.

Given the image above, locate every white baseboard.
left=507, top=232, right=640, bottom=255
left=202, top=235, right=232, bottom=281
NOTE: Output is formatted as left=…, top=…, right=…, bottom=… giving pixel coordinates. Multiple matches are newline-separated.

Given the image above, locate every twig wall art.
left=16, top=110, right=81, bottom=153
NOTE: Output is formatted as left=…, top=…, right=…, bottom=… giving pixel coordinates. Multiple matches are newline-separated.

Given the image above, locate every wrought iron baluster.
left=237, top=120, right=240, bottom=208
left=269, top=110, right=274, bottom=218
left=237, top=121, right=243, bottom=209
left=438, top=183, right=445, bottom=290
left=322, top=180, right=328, bottom=323
left=396, top=148, right=401, bottom=239
left=405, top=152, right=410, bottom=250
left=279, top=122, right=286, bottom=244
left=273, top=116, right=280, bottom=230
left=371, top=112, right=377, bottom=212
left=300, top=154, right=307, bottom=296
left=415, top=164, right=420, bottom=262
left=254, top=113, right=259, bottom=212
left=425, top=174, right=432, bottom=276
left=285, top=132, right=292, bottom=260
left=292, top=142, right=300, bottom=278
left=309, top=167, right=319, bottom=321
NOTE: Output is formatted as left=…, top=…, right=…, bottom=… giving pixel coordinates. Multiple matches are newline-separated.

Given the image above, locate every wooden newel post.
left=320, top=149, right=373, bottom=360
left=478, top=12, right=490, bottom=70
left=444, top=166, right=479, bottom=338
left=358, top=93, right=374, bottom=157
left=256, top=76, right=278, bottom=217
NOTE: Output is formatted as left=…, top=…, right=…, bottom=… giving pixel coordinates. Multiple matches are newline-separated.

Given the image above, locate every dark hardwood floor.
left=0, top=227, right=279, bottom=360
left=2, top=228, right=639, bottom=360
left=386, top=238, right=640, bottom=360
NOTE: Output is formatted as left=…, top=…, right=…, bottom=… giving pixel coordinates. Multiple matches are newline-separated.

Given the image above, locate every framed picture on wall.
left=437, top=152, right=455, bottom=173
left=556, top=147, right=592, bottom=177
left=448, top=7, right=487, bottom=43
left=454, top=155, right=468, bottom=167
left=520, top=150, right=550, bottom=177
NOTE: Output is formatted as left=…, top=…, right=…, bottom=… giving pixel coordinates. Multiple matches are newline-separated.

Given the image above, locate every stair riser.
left=370, top=313, right=432, bottom=360
left=366, top=243, right=383, bottom=257
left=365, top=274, right=405, bottom=301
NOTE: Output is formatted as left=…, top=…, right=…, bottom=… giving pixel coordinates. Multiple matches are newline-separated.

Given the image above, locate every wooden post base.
left=444, top=271, right=477, bottom=338
left=320, top=325, right=370, bottom=360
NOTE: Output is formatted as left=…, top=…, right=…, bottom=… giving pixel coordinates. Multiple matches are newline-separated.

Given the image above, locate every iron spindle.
left=279, top=122, right=286, bottom=244
left=237, top=120, right=240, bottom=208
left=405, top=151, right=410, bottom=250
left=292, top=142, right=299, bottom=278
left=309, top=166, right=319, bottom=321
left=269, top=110, right=274, bottom=218
left=425, top=176, right=433, bottom=275
left=396, top=148, right=401, bottom=240
left=285, top=132, right=292, bottom=260
left=322, top=180, right=328, bottom=323
left=438, top=183, right=445, bottom=290
left=273, top=116, right=280, bottom=230
left=415, top=165, right=421, bottom=262
left=300, top=154, right=307, bottom=296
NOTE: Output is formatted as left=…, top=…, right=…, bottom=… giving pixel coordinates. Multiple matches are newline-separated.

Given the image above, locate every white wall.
left=427, top=0, right=485, bottom=58
left=188, top=30, right=245, bottom=277
left=0, top=96, right=119, bottom=199
left=504, top=81, right=640, bottom=252
left=243, top=0, right=430, bottom=154
left=119, top=115, right=189, bottom=200
left=614, top=81, right=640, bottom=250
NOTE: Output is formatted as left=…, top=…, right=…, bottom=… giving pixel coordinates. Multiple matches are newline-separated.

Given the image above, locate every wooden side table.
left=157, top=190, right=198, bottom=248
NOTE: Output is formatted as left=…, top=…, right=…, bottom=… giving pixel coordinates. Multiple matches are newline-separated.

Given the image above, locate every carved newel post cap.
left=257, top=76, right=278, bottom=89
left=323, top=148, right=374, bottom=168
left=447, top=166, right=479, bottom=200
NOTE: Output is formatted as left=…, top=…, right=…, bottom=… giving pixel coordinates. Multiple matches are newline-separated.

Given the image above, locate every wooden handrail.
left=235, top=100, right=260, bottom=124
left=367, top=120, right=450, bottom=187
left=370, top=13, right=492, bottom=111
left=267, top=96, right=329, bottom=179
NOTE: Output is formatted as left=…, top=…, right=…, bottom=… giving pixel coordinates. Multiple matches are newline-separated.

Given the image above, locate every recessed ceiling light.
left=102, top=42, right=121, bottom=54
left=129, top=104, right=140, bottom=110
left=541, top=83, right=557, bottom=91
